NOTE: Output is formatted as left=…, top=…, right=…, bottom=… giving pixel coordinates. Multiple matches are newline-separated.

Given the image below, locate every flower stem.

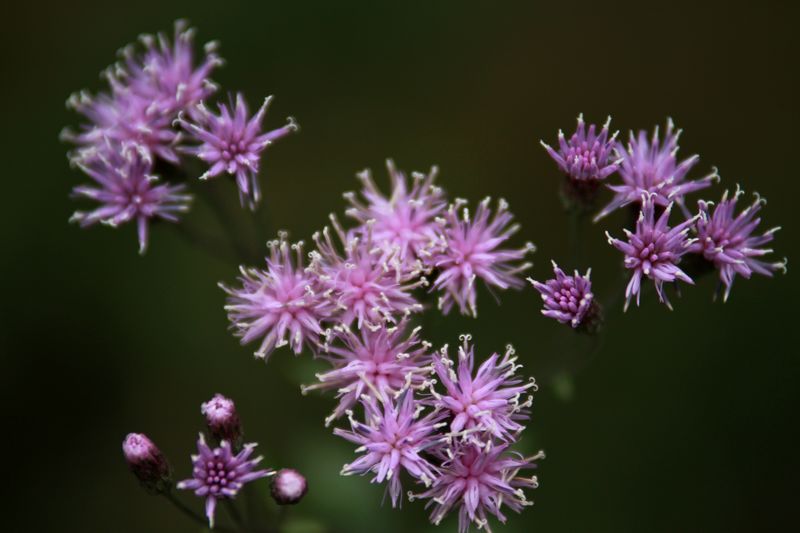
left=162, top=491, right=236, bottom=533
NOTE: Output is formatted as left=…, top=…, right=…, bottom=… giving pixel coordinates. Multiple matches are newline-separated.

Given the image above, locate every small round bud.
left=271, top=468, right=308, bottom=505
left=122, top=433, right=171, bottom=494
left=201, top=393, right=242, bottom=447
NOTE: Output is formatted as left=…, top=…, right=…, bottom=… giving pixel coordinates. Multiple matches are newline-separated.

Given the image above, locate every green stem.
left=224, top=499, right=247, bottom=531
left=162, top=492, right=237, bottom=533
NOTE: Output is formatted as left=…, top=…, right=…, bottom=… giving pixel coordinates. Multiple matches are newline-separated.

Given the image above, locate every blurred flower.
left=343, top=160, right=446, bottom=270
left=690, top=186, right=787, bottom=301
left=606, top=193, right=698, bottom=310
left=69, top=141, right=191, bottom=254
left=541, top=114, right=620, bottom=209
left=334, top=391, right=444, bottom=508
left=119, top=19, right=222, bottom=117
left=428, top=335, right=534, bottom=444
left=271, top=468, right=308, bottom=505
left=177, top=93, right=298, bottom=209
left=63, top=89, right=183, bottom=164
left=177, top=435, right=273, bottom=528
left=221, top=233, right=331, bottom=360
left=122, top=433, right=171, bottom=493
left=303, top=319, right=433, bottom=424
left=411, top=443, right=544, bottom=533
left=201, top=394, right=242, bottom=447
left=595, top=118, right=718, bottom=221
left=310, top=216, right=425, bottom=329
left=528, top=261, right=599, bottom=331
left=431, top=198, right=534, bottom=317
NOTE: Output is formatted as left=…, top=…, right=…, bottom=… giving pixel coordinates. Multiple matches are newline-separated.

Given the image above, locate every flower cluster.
left=333, top=335, right=543, bottom=533
left=222, top=159, right=534, bottom=360
left=123, top=393, right=306, bottom=530
left=537, top=115, right=786, bottom=320
left=63, top=20, right=296, bottom=252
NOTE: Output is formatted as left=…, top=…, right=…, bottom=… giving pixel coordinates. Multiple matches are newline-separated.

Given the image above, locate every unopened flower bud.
left=271, top=468, right=308, bottom=505
left=201, top=393, right=242, bottom=446
left=122, top=433, right=171, bottom=494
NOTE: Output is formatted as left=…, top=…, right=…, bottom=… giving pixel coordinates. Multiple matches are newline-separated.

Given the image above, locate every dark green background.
left=3, top=1, right=798, bottom=532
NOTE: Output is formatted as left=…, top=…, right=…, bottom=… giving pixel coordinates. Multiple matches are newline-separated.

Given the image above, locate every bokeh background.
left=3, top=1, right=799, bottom=532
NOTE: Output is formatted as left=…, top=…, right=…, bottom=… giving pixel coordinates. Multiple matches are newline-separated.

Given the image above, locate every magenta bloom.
left=69, top=142, right=191, bottom=254
left=596, top=118, right=718, bottom=221
left=528, top=261, right=597, bottom=329
left=310, top=218, right=425, bottom=329
left=177, top=93, right=298, bottom=209
left=690, top=187, right=787, bottom=301
left=334, top=392, right=444, bottom=507
left=540, top=114, right=620, bottom=183
left=303, top=320, right=433, bottom=423
left=429, top=336, right=534, bottom=444
left=119, top=19, right=222, bottom=116
left=344, top=160, right=446, bottom=270
left=122, top=433, right=171, bottom=493
left=607, top=193, right=698, bottom=310
left=411, top=443, right=544, bottom=533
left=431, top=198, right=534, bottom=317
left=63, top=89, right=183, bottom=164
left=221, top=235, right=331, bottom=360
left=177, top=435, right=273, bottom=528
left=201, top=394, right=242, bottom=446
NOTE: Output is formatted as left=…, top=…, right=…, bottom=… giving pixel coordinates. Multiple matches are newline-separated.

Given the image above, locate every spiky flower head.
left=177, top=93, right=298, bottom=209
left=118, top=19, right=222, bottom=117
left=303, top=320, right=433, bottom=424
left=606, top=193, right=698, bottom=310
left=271, top=468, right=308, bottom=505
left=410, top=443, right=544, bottom=533
left=528, top=261, right=600, bottom=331
left=221, top=233, right=331, bottom=360
left=596, top=118, right=718, bottom=221
left=541, top=114, right=621, bottom=208
left=428, top=335, right=534, bottom=444
left=344, top=160, right=446, bottom=271
left=431, top=198, right=534, bottom=317
left=122, top=433, right=172, bottom=494
left=333, top=391, right=445, bottom=508
left=177, top=435, right=273, bottom=528
left=69, top=141, right=191, bottom=254
left=201, top=393, right=242, bottom=447
left=689, top=186, right=787, bottom=301
left=310, top=216, right=425, bottom=329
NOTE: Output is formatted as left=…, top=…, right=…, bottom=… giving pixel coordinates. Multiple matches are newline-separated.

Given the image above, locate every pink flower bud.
left=122, top=433, right=171, bottom=493
left=201, top=393, right=242, bottom=446
left=271, top=468, right=308, bottom=505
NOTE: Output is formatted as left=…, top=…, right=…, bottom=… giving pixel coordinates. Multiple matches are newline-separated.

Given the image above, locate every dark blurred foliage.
left=2, top=1, right=798, bottom=532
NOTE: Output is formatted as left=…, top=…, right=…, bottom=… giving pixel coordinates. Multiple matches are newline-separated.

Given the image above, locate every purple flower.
left=303, top=320, right=434, bottom=424
left=271, top=468, right=308, bottom=505
left=431, top=198, right=535, bottom=317
left=596, top=118, right=719, bottom=221
left=343, top=160, right=446, bottom=270
left=122, top=433, right=171, bottom=493
left=606, top=193, right=698, bottom=310
left=690, top=187, right=787, bottom=301
left=177, top=434, right=273, bottom=528
left=201, top=394, right=242, bottom=447
left=177, top=93, right=298, bottom=209
left=221, top=234, right=331, bottom=360
left=528, top=261, right=598, bottom=330
left=428, top=335, right=535, bottom=444
left=69, top=141, right=191, bottom=254
left=411, top=443, right=544, bottom=533
left=540, top=114, right=621, bottom=183
left=63, top=89, right=183, bottom=164
left=119, top=19, right=222, bottom=117
left=334, top=392, right=444, bottom=507
left=310, top=217, right=425, bottom=329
